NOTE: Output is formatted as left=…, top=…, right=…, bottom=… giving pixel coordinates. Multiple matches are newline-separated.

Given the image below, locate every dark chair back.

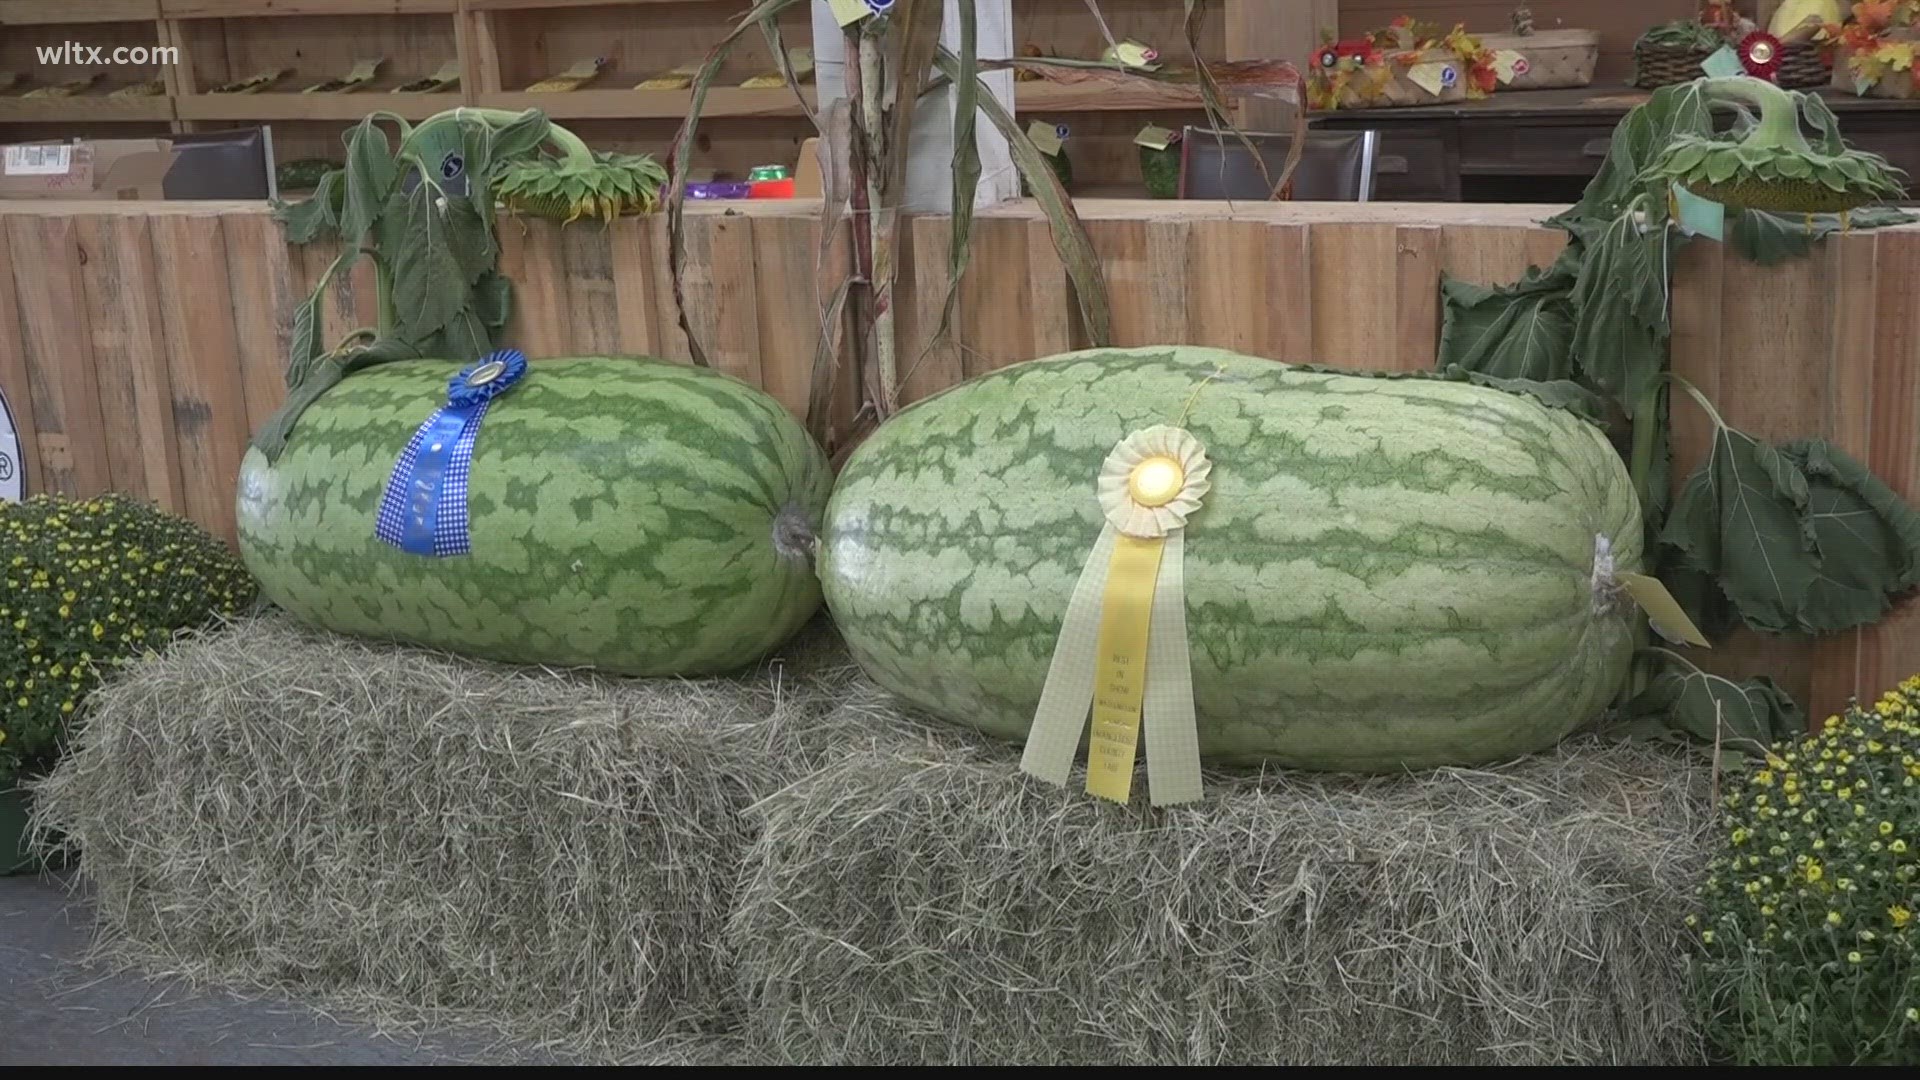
left=1177, top=128, right=1379, bottom=201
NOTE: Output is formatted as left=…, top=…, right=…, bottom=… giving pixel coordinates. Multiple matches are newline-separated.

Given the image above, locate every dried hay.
left=30, top=612, right=874, bottom=1061
left=729, top=679, right=1717, bottom=1065
left=35, top=613, right=1718, bottom=1064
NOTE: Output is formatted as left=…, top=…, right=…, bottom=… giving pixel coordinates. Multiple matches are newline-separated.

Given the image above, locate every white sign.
left=0, top=383, right=22, bottom=502
left=4, top=143, right=73, bottom=176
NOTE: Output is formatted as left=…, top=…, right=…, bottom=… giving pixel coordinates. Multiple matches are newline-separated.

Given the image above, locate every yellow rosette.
left=1021, top=425, right=1210, bottom=806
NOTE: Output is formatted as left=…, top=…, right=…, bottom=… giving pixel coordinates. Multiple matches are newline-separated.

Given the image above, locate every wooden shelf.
left=473, top=82, right=1215, bottom=123
left=480, top=86, right=816, bottom=120
left=176, top=89, right=458, bottom=120
left=1015, top=81, right=1209, bottom=113
left=0, top=94, right=174, bottom=121
left=0, top=0, right=160, bottom=24
left=158, top=0, right=456, bottom=16
left=468, top=0, right=702, bottom=9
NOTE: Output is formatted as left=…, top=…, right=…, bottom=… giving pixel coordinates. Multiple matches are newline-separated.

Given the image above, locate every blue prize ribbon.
left=375, top=349, right=529, bottom=557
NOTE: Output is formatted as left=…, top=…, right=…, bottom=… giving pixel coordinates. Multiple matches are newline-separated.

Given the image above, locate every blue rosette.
left=374, top=349, right=529, bottom=557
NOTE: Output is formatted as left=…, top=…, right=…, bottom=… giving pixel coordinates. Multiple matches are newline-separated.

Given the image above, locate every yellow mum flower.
left=1701, top=930, right=1716, bottom=944
left=1880, top=821, right=1895, bottom=835
left=1892, top=906, right=1913, bottom=929
left=1848, top=951, right=1863, bottom=963
left=1828, top=910, right=1844, bottom=926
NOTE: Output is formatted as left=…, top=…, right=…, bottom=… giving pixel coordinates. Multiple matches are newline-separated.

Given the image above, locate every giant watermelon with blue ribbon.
left=235, top=352, right=832, bottom=676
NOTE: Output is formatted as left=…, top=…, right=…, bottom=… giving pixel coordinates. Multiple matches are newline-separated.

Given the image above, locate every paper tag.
left=1619, top=572, right=1712, bottom=648
left=561, top=58, right=604, bottom=79
left=1701, top=45, right=1746, bottom=79
left=1133, top=124, right=1176, bottom=150
left=1672, top=183, right=1725, bottom=241
left=1407, top=62, right=1456, bottom=96
left=1026, top=119, right=1064, bottom=156
left=1114, top=40, right=1158, bottom=69
left=344, top=59, right=382, bottom=83
left=1492, top=50, right=1527, bottom=84
left=4, top=144, right=72, bottom=176
left=828, top=0, right=873, bottom=27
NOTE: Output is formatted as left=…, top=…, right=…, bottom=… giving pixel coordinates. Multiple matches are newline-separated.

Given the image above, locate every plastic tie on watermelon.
left=1023, top=425, right=1210, bottom=807
left=374, top=349, right=529, bottom=558
left=1590, top=533, right=1712, bottom=648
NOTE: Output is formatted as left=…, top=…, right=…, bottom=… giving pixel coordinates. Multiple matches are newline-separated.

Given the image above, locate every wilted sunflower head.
left=494, top=152, right=669, bottom=224
left=1650, top=133, right=1907, bottom=214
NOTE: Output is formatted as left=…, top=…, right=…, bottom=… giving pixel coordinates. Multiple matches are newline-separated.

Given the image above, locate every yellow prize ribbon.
left=1085, top=533, right=1165, bottom=803
left=1022, top=424, right=1210, bottom=807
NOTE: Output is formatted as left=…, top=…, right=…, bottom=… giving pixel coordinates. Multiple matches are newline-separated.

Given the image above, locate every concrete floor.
left=0, top=872, right=542, bottom=1066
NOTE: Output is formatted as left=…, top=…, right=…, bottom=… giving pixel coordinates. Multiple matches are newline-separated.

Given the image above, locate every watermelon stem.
left=771, top=504, right=818, bottom=563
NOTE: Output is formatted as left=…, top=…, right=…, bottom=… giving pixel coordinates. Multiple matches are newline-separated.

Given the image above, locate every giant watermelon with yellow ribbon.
left=818, top=347, right=1657, bottom=801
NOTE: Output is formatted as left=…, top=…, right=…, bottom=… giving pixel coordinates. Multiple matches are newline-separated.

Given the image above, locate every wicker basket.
left=1772, top=42, right=1834, bottom=89
left=1479, top=29, right=1599, bottom=90
left=1632, top=42, right=1716, bottom=88
left=1633, top=39, right=1829, bottom=90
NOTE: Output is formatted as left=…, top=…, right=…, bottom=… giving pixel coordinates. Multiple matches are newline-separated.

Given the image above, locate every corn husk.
left=211, top=69, right=289, bottom=94
left=527, top=57, right=605, bottom=93
left=110, top=80, right=168, bottom=97
left=637, top=61, right=702, bottom=91
left=24, top=73, right=102, bottom=98
left=393, top=61, right=461, bottom=94
left=302, top=58, right=382, bottom=94
left=740, top=47, right=814, bottom=88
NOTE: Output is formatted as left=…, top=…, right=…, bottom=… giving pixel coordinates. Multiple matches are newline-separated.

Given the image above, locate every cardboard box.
left=0, top=139, right=178, bottom=201
left=793, top=136, right=823, bottom=198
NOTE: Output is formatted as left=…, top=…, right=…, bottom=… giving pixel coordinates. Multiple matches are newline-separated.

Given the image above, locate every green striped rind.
left=819, top=346, right=1644, bottom=772
left=237, top=357, right=832, bottom=676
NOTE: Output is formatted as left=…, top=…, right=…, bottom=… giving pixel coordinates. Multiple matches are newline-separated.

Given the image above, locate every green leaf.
left=472, top=268, right=512, bottom=331
left=666, top=0, right=810, bottom=369
left=488, top=108, right=550, bottom=162
left=1562, top=81, right=1713, bottom=224
left=884, top=0, right=945, bottom=202
left=940, top=45, right=1111, bottom=346
left=926, top=0, right=979, bottom=368
left=1614, top=663, right=1804, bottom=758
left=1570, top=212, right=1670, bottom=414
left=276, top=169, right=343, bottom=245
left=1436, top=264, right=1577, bottom=382
left=1728, top=206, right=1916, bottom=266
left=443, top=197, right=496, bottom=285
left=284, top=246, right=359, bottom=390
left=1662, top=425, right=1920, bottom=636
left=1659, top=548, right=1742, bottom=641
left=339, top=116, right=398, bottom=242
left=1439, top=366, right=1612, bottom=424
left=391, top=186, right=468, bottom=342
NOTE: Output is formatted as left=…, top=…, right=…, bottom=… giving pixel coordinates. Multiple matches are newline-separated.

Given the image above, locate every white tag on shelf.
left=4, top=144, right=72, bottom=176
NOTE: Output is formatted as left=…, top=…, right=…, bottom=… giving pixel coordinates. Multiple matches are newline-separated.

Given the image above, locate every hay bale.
left=32, top=613, right=865, bottom=1056
left=730, top=682, right=1716, bottom=1065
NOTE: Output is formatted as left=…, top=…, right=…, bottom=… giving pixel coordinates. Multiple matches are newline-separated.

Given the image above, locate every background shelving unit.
left=0, top=1, right=176, bottom=147
left=161, top=0, right=466, bottom=165
left=1, top=0, right=1328, bottom=190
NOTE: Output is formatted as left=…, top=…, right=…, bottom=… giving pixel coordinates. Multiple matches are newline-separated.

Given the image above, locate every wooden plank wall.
left=1, top=199, right=1918, bottom=722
